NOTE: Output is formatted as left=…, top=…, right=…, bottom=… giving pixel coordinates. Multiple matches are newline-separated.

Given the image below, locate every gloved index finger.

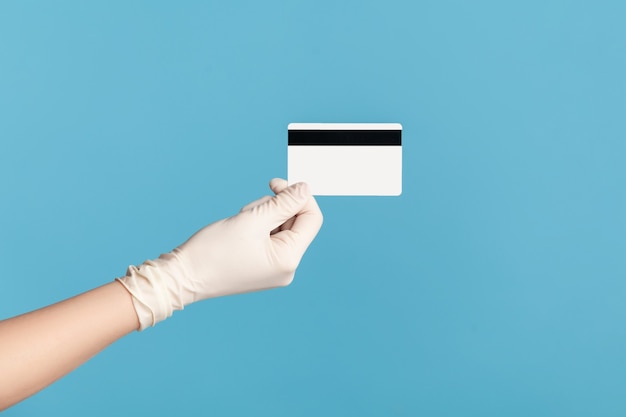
left=290, top=196, right=323, bottom=245
left=272, top=188, right=323, bottom=254
left=252, top=182, right=309, bottom=230
left=269, top=178, right=296, bottom=232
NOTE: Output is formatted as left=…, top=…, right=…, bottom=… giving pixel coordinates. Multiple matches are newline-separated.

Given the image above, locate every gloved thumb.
left=250, top=182, right=311, bottom=230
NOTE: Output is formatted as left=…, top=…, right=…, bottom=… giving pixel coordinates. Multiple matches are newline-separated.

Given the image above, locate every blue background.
left=1, top=1, right=625, bottom=415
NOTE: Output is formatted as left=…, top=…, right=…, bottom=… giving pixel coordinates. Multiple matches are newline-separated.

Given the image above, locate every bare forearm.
left=0, top=281, right=138, bottom=410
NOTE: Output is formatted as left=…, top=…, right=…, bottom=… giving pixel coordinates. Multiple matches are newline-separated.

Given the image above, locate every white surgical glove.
left=116, top=179, right=323, bottom=330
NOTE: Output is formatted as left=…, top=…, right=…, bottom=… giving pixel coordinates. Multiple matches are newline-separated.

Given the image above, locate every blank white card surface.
left=288, top=123, right=402, bottom=196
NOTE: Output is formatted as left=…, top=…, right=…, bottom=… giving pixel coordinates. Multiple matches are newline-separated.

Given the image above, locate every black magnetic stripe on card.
left=288, top=130, right=401, bottom=146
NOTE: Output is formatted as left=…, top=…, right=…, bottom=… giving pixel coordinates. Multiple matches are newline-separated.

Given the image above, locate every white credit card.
left=288, top=123, right=402, bottom=196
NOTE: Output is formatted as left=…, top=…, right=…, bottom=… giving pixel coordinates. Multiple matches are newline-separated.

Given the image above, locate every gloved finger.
left=250, top=182, right=311, bottom=232
left=270, top=184, right=323, bottom=255
left=241, top=178, right=290, bottom=215
left=269, top=178, right=295, bottom=231
left=272, top=178, right=323, bottom=237
left=269, top=178, right=289, bottom=193
left=240, top=195, right=273, bottom=213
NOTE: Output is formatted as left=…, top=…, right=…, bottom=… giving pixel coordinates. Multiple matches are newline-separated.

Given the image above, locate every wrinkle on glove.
left=116, top=252, right=189, bottom=330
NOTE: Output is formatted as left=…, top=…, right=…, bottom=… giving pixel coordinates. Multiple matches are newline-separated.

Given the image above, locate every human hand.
left=116, top=179, right=323, bottom=330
